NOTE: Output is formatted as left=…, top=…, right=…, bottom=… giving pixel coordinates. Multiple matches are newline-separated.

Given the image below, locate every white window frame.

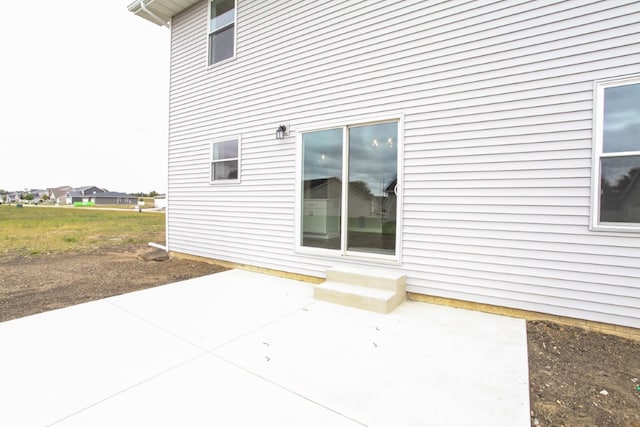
left=207, top=0, right=237, bottom=67
left=294, top=113, right=404, bottom=264
left=210, top=136, right=241, bottom=184
left=591, top=74, right=640, bottom=232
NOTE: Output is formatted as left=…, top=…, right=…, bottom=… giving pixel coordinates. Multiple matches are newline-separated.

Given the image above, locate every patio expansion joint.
left=89, top=299, right=365, bottom=424
left=209, top=353, right=367, bottom=426
left=198, top=300, right=318, bottom=352
left=203, top=301, right=367, bottom=425
left=47, top=353, right=209, bottom=426
left=106, top=300, right=211, bottom=353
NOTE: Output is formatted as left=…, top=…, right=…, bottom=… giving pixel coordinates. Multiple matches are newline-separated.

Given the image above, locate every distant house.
left=22, top=189, right=46, bottom=204
left=76, top=186, right=106, bottom=196
left=129, top=1, right=640, bottom=331
left=86, top=192, right=139, bottom=205
left=66, top=186, right=106, bottom=204
left=47, top=186, right=72, bottom=205
left=65, top=191, right=81, bottom=205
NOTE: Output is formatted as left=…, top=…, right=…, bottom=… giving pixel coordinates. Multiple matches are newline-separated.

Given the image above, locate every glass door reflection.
left=347, top=122, right=397, bottom=256
left=301, top=128, right=343, bottom=249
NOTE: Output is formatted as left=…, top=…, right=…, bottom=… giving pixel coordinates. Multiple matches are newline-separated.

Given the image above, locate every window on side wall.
left=208, top=0, right=236, bottom=65
left=593, top=76, right=640, bottom=229
left=210, top=138, right=240, bottom=182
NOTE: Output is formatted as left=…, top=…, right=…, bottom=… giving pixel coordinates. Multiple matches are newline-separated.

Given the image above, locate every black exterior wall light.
left=276, top=124, right=289, bottom=140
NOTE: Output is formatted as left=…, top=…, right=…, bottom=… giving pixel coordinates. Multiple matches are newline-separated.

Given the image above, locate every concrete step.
left=314, top=280, right=406, bottom=314
left=325, top=266, right=405, bottom=292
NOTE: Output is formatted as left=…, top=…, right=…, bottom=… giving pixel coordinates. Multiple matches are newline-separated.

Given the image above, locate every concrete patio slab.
left=214, top=300, right=529, bottom=426
left=0, top=269, right=530, bottom=426
left=55, top=353, right=361, bottom=427
left=0, top=300, right=202, bottom=426
left=104, top=269, right=314, bottom=350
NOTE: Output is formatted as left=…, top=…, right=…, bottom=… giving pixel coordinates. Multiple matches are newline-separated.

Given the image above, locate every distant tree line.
left=132, top=191, right=160, bottom=198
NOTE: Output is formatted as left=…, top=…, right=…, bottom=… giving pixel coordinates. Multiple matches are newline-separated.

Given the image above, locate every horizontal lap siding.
left=168, top=0, right=640, bottom=327
left=399, top=0, right=640, bottom=328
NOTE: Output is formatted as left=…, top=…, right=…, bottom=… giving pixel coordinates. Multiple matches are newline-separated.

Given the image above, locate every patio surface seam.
left=209, top=352, right=367, bottom=426
left=106, top=299, right=210, bottom=352
left=207, top=301, right=319, bottom=352
left=48, top=353, right=209, bottom=426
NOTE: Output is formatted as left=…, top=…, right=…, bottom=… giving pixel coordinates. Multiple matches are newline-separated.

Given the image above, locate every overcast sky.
left=0, top=1, right=170, bottom=194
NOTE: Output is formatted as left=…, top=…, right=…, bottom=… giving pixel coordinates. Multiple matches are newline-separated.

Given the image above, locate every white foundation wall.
left=167, top=0, right=640, bottom=328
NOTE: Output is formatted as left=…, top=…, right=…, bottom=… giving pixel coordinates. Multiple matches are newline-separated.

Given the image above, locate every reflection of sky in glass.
left=210, top=0, right=235, bottom=30
left=302, top=128, right=342, bottom=180
left=349, top=122, right=397, bottom=196
left=603, top=83, right=640, bottom=153
left=212, top=139, right=237, bottom=160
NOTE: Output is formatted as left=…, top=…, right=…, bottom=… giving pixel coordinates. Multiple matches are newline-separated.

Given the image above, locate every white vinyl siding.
left=168, top=0, right=640, bottom=328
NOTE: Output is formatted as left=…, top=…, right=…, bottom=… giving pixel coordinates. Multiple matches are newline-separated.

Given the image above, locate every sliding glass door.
left=301, top=121, right=398, bottom=257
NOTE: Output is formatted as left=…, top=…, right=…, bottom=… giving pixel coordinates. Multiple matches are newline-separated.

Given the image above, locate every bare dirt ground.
left=0, top=245, right=225, bottom=322
left=0, top=244, right=638, bottom=427
left=527, top=321, right=639, bottom=427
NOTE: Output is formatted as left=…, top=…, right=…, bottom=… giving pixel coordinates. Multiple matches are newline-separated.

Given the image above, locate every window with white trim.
left=593, top=76, right=640, bottom=228
left=208, top=0, right=235, bottom=65
left=210, top=138, right=239, bottom=182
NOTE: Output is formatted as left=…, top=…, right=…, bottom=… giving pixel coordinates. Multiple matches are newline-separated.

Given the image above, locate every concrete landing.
left=0, top=269, right=530, bottom=426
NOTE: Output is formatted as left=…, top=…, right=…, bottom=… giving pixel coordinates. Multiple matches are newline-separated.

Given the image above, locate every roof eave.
left=127, top=0, right=202, bottom=27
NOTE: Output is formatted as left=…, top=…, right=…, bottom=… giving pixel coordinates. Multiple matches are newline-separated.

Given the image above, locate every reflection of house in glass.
left=303, top=177, right=396, bottom=253
left=303, top=178, right=341, bottom=242
left=347, top=177, right=396, bottom=254
left=383, top=175, right=397, bottom=222
left=348, top=180, right=375, bottom=219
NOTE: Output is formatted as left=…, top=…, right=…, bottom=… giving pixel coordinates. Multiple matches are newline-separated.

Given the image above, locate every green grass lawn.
left=0, top=205, right=165, bottom=257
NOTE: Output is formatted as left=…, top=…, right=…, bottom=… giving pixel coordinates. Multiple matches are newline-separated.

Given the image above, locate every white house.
left=129, top=0, right=640, bottom=331
left=47, top=186, right=72, bottom=205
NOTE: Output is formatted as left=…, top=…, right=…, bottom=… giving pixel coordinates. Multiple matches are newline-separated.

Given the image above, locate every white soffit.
left=127, top=0, right=201, bottom=26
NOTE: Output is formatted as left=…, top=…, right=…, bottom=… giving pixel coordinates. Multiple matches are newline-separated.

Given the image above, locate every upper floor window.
left=593, top=76, right=640, bottom=229
left=208, top=0, right=235, bottom=65
left=211, top=138, right=240, bottom=182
